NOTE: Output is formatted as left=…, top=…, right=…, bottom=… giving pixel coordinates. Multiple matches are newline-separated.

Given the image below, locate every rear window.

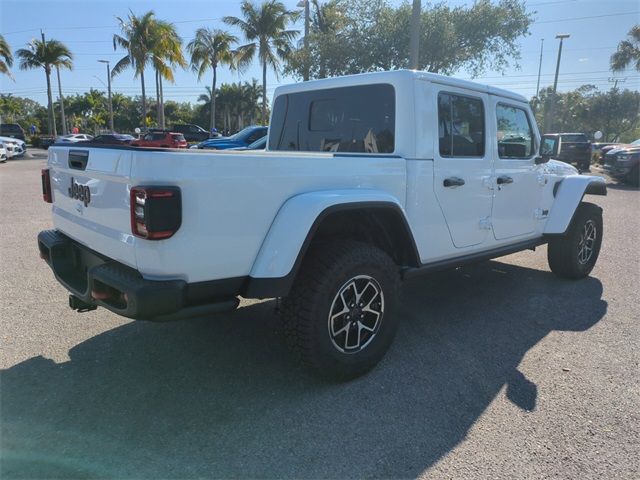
left=561, top=134, right=588, bottom=143
left=269, top=83, right=395, bottom=153
left=1, top=124, right=22, bottom=132
left=171, top=134, right=186, bottom=142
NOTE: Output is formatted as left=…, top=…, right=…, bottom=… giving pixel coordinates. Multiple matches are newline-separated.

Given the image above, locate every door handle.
left=497, top=175, right=513, bottom=185
left=443, top=177, right=465, bottom=187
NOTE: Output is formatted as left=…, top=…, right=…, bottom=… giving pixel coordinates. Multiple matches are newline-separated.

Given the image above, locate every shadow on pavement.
left=1, top=260, right=607, bottom=479
left=605, top=181, right=639, bottom=192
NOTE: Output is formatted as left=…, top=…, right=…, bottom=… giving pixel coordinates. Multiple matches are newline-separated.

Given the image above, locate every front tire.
left=281, top=241, right=401, bottom=380
left=547, top=202, right=603, bottom=279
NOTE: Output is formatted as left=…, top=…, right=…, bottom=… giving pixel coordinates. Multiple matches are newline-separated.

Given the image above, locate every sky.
left=0, top=0, right=638, bottom=108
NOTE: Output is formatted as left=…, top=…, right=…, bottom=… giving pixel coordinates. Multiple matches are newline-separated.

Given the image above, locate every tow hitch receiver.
left=69, top=295, right=97, bottom=313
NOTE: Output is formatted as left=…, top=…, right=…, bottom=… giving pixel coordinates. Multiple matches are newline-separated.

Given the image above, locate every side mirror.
left=537, top=136, right=559, bottom=164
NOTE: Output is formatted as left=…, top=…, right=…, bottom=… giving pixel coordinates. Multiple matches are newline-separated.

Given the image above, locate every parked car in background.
left=56, top=134, right=94, bottom=144
left=603, top=144, right=640, bottom=186
left=190, top=125, right=268, bottom=150
left=0, top=136, right=26, bottom=158
left=130, top=130, right=188, bottom=149
left=171, top=124, right=211, bottom=143
left=542, top=133, right=591, bottom=172
left=80, top=134, right=135, bottom=146
left=600, top=139, right=640, bottom=161
left=0, top=144, right=7, bottom=163
left=228, top=135, right=267, bottom=151
left=0, top=123, right=26, bottom=141
left=592, top=142, right=620, bottom=164
left=39, top=136, right=56, bottom=149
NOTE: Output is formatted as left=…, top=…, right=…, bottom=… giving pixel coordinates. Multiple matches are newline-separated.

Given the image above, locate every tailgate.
left=562, top=142, right=590, bottom=154
left=48, top=146, right=137, bottom=268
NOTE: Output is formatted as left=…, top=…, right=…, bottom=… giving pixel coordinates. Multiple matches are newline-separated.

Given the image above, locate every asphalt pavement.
left=1, top=151, right=638, bottom=479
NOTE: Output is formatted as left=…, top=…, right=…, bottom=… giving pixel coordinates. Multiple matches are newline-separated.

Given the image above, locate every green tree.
left=64, top=89, right=109, bottom=133
left=534, top=85, right=640, bottom=142
left=0, top=34, right=13, bottom=78
left=611, top=24, right=640, bottom=72
left=286, top=0, right=532, bottom=79
left=224, top=0, right=299, bottom=124
left=198, top=80, right=264, bottom=133
left=151, top=20, right=186, bottom=128
left=187, top=28, right=238, bottom=131
left=0, top=94, right=48, bottom=132
left=113, top=11, right=158, bottom=129
left=15, top=38, right=73, bottom=137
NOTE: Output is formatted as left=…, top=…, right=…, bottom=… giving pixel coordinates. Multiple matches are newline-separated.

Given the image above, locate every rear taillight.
left=130, top=186, right=182, bottom=240
left=41, top=168, right=52, bottom=203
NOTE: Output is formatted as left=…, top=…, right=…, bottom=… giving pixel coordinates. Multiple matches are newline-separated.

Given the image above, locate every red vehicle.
left=131, top=130, right=188, bottom=149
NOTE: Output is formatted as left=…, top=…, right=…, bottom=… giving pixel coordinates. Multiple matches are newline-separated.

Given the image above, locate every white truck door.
left=490, top=99, right=542, bottom=240
left=432, top=86, right=493, bottom=248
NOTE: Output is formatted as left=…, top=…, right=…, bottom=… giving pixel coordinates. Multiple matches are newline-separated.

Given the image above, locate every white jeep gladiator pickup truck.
left=38, top=70, right=606, bottom=379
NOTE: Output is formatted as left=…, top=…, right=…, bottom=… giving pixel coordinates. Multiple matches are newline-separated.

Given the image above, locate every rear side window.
left=438, top=93, right=485, bottom=157
left=171, top=134, right=186, bottom=142
left=269, top=84, right=395, bottom=153
left=561, top=134, right=588, bottom=143
left=496, top=104, right=534, bottom=159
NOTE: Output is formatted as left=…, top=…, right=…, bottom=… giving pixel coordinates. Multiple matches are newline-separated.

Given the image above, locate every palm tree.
left=113, top=11, right=157, bottom=128
left=0, top=34, right=13, bottom=78
left=611, top=25, right=640, bottom=72
left=224, top=0, right=298, bottom=125
left=151, top=20, right=186, bottom=128
left=240, top=78, right=263, bottom=124
left=188, top=28, right=237, bottom=131
left=16, top=38, right=72, bottom=137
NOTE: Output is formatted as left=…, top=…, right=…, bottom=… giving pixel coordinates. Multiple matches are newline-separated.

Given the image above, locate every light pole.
left=297, top=0, right=310, bottom=80
left=409, top=0, right=421, bottom=69
left=98, top=60, right=114, bottom=132
left=546, top=33, right=570, bottom=133
left=535, top=38, right=544, bottom=102
left=56, top=65, right=68, bottom=135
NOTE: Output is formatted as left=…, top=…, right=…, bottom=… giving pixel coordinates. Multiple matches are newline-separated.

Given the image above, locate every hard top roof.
left=274, top=69, right=529, bottom=103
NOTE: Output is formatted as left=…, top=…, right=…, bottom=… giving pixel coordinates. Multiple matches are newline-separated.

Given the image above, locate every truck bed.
left=47, top=145, right=407, bottom=283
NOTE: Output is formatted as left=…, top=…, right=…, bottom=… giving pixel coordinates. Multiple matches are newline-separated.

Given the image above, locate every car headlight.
left=617, top=154, right=630, bottom=162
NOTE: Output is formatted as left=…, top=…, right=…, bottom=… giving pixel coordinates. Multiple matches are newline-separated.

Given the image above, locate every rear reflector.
left=130, top=186, right=182, bottom=240
left=41, top=168, right=52, bottom=203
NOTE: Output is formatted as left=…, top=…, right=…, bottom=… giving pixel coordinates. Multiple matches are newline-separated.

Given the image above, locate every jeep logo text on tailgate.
left=68, top=177, right=91, bottom=206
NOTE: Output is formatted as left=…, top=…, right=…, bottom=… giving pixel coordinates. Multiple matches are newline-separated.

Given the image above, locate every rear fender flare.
left=246, top=190, right=415, bottom=296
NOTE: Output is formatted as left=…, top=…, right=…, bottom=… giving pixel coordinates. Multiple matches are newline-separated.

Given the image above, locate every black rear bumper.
left=37, top=230, right=238, bottom=321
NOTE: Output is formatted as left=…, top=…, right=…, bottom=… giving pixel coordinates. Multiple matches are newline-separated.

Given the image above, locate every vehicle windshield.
left=247, top=136, right=267, bottom=149
left=228, top=127, right=260, bottom=142
left=630, top=139, right=640, bottom=146
left=561, top=134, right=587, bottom=142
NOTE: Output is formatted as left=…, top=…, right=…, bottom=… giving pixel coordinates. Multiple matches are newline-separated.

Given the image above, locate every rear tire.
left=281, top=240, right=401, bottom=380
left=548, top=202, right=603, bottom=279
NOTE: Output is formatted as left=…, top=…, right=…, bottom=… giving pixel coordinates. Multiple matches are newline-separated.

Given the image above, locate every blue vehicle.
left=228, top=135, right=267, bottom=151
left=191, top=126, right=268, bottom=150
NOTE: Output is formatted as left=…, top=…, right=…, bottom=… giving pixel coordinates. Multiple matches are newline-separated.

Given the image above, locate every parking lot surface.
left=1, top=152, right=638, bottom=479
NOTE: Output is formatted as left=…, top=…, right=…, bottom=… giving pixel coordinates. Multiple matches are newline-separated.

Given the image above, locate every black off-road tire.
left=281, top=240, right=401, bottom=380
left=547, top=202, right=603, bottom=279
